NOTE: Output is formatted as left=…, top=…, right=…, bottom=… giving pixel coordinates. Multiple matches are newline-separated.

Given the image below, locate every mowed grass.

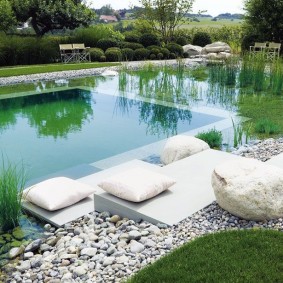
left=0, top=62, right=120, bottom=77
left=127, top=229, right=283, bottom=283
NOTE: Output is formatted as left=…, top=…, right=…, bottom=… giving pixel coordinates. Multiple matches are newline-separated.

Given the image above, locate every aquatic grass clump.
left=254, top=119, right=280, bottom=135
left=0, top=158, right=26, bottom=232
left=269, top=58, right=283, bottom=95
left=196, top=128, right=223, bottom=149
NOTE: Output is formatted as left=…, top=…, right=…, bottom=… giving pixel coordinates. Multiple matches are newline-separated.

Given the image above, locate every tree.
left=100, top=4, right=114, bottom=15
left=0, top=0, right=17, bottom=33
left=243, top=0, right=283, bottom=42
left=138, top=0, right=194, bottom=42
left=9, top=0, right=95, bottom=36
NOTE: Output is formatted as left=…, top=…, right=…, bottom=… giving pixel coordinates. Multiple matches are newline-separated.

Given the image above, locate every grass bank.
left=128, top=229, right=283, bottom=283
left=0, top=62, right=120, bottom=77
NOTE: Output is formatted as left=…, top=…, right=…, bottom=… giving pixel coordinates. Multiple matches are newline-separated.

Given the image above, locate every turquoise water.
left=0, top=88, right=223, bottom=180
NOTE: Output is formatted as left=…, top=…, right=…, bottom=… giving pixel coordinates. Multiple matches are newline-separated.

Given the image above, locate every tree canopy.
left=7, top=0, right=95, bottom=36
left=138, top=0, right=194, bottom=42
left=0, top=0, right=17, bottom=33
left=244, top=0, right=283, bottom=42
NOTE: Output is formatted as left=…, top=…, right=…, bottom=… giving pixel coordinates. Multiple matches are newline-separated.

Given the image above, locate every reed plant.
left=269, top=58, right=283, bottom=95
left=254, top=119, right=280, bottom=135
left=196, top=128, right=223, bottom=149
left=0, top=157, right=26, bottom=232
left=232, top=118, right=244, bottom=148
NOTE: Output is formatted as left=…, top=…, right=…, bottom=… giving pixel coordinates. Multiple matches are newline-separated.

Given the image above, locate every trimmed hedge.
left=105, top=47, right=122, bottom=62
left=165, top=43, right=184, bottom=57
left=96, top=38, right=119, bottom=51
left=120, top=42, right=144, bottom=50
left=134, top=48, right=150, bottom=61
left=192, top=31, right=212, bottom=47
left=89, top=48, right=104, bottom=62
left=121, top=48, right=134, bottom=61
left=139, top=33, right=160, bottom=47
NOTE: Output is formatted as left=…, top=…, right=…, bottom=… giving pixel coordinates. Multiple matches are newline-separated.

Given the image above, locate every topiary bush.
left=139, top=33, right=160, bottom=47
left=149, top=53, right=156, bottom=60
left=165, top=43, right=184, bottom=57
left=196, top=128, right=223, bottom=149
left=160, top=47, right=170, bottom=59
left=89, top=48, right=104, bottom=62
left=133, top=48, right=150, bottom=61
left=169, top=52, right=176, bottom=59
left=192, top=31, right=212, bottom=47
left=157, top=53, right=163, bottom=60
left=174, top=35, right=189, bottom=46
left=147, top=46, right=161, bottom=56
left=120, top=42, right=144, bottom=50
left=105, top=47, right=122, bottom=62
left=100, top=55, right=106, bottom=62
left=121, top=48, right=134, bottom=61
left=96, top=38, right=119, bottom=51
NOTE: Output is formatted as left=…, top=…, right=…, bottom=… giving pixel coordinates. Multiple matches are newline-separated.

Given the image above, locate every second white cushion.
left=98, top=167, right=176, bottom=202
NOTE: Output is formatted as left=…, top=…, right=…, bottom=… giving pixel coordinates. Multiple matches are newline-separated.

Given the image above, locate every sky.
left=87, top=0, right=244, bottom=17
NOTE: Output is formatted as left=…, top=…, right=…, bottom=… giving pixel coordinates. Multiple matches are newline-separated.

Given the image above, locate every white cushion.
left=23, top=177, right=95, bottom=211
left=97, top=167, right=176, bottom=202
left=161, top=135, right=210, bottom=165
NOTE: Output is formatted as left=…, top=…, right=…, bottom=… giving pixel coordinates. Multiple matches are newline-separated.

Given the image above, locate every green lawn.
left=0, top=62, right=120, bottom=77
left=127, top=229, right=283, bottom=283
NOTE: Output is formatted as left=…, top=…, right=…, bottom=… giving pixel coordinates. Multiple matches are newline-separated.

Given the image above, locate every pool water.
left=0, top=88, right=223, bottom=180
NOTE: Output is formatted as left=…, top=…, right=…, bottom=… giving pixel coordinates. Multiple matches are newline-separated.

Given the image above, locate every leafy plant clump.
left=254, top=119, right=280, bottom=135
left=0, top=158, right=26, bottom=232
left=196, top=128, right=223, bottom=148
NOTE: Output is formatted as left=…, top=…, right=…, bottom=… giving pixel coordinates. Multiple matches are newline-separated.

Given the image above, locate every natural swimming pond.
left=0, top=87, right=223, bottom=180
left=1, top=59, right=283, bottom=181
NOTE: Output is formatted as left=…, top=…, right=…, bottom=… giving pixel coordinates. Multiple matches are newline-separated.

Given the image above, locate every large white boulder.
left=183, top=44, right=202, bottom=57
left=212, top=158, right=283, bottom=220
left=201, top=42, right=231, bottom=54
left=161, top=135, right=209, bottom=165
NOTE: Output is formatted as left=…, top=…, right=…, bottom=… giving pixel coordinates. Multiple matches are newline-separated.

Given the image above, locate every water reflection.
left=0, top=89, right=93, bottom=139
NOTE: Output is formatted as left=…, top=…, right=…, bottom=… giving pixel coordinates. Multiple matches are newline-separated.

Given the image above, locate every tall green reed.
left=0, top=157, right=26, bottom=232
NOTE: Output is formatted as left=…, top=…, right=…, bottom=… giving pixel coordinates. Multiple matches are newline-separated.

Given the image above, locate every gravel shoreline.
left=1, top=62, right=283, bottom=282
left=1, top=138, right=283, bottom=282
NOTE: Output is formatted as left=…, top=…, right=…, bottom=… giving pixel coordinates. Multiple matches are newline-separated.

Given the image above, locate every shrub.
left=89, top=48, right=104, bottom=62
left=169, top=52, right=176, bottom=59
left=183, top=52, right=189, bottom=58
left=96, top=38, right=119, bottom=51
left=100, top=55, right=106, bottom=62
left=121, top=48, right=134, bottom=61
left=165, top=43, right=184, bottom=57
left=147, top=46, right=161, bottom=56
left=105, top=47, right=122, bottom=62
left=72, top=25, right=124, bottom=47
left=196, top=128, right=223, bottom=148
left=0, top=158, right=26, bottom=231
left=149, top=53, right=156, bottom=60
left=160, top=47, right=170, bottom=59
left=157, top=53, right=163, bottom=60
left=120, top=42, right=144, bottom=50
left=241, top=33, right=262, bottom=52
left=192, top=31, right=212, bottom=47
left=133, top=48, right=150, bottom=61
left=124, top=32, right=141, bottom=43
left=139, top=33, right=160, bottom=47
left=174, top=35, right=188, bottom=46
left=254, top=119, right=280, bottom=135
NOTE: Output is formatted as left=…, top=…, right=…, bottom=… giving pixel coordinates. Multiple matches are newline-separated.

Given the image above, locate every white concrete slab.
left=79, top=149, right=240, bottom=226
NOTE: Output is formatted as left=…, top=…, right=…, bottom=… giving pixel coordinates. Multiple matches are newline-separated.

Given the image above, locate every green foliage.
left=0, top=35, right=59, bottom=66
left=124, top=32, right=141, bottom=43
left=255, top=119, right=280, bottom=135
left=139, top=33, right=160, bottom=47
left=89, top=48, right=104, bottom=62
left=241, top=33, right=263, bottom=52
left=165, top=43, right=184, bottom=57
left=160, top=47, right=170, bottom=59
left=72, top=25, right=124, bottom=47
left=0, top=0, right=16, bottom=33
left=128, top=229, right=283, bottom=283
left=174, top=35, right=188, bottom=46
left=138, top=0, right=194, bottom=42
left=243, top=0, right=283, bottom=44
left=0, top=157, right=26, bottom=232
left=105, top=47, right=122, bottom=62
left=196, top=128, right=222, bottom=148
left=147, top=46, right=161, bottom=56
left=169, top=52, right=176, bottom=59
left=149, top=53, right=156, bottom=60
left=10, top=0, right=95, bottom=36
left=121, top=48, right=134, bottom=61
left=192, top=31, right=212, bottom=47
left=120, top=42, right=144, bottom=50
left=133, top=48, right=150, bottom=60
left=96, top=38, right=119, bottom=51
left=157, top=53, right=163, bottom=60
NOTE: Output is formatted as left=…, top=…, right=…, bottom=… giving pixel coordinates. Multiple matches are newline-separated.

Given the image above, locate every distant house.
left=99, top=15, right=118, bottom=23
